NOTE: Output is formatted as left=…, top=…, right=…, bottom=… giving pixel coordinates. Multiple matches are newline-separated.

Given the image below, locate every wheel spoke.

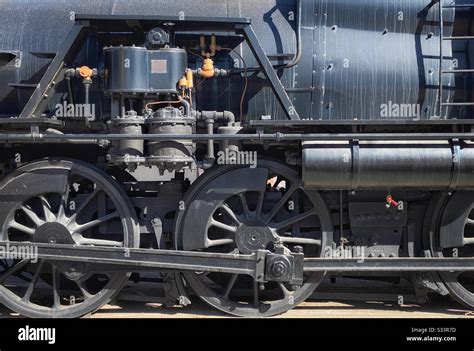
left=277, top=282, right=291, bottom=299
left=210, top=219, right=238, bottom=233
left=22, top=260, right=44, bottom=302
left=466, top=218, right=474, bottom=225
left=272, top=210, right=317, bottom=231
left=463, top=238, right=474, bottom=245
left=219, top=204, right=241, bottom=225
left=20, top=205, right=44, bottom=227
left=206, top=238, right=235, bottom=248
left=8, top=220, right=35, bottom=235
left=223, top=274, right=239, bottom=299
left=39, top=196, right=56, bottom=222
left=0, top=259, right=30, bottom=284
left=73, top=211, right=119, bottom=233
left=52, top=265, right=61, bottom=308
left=57, top=184, right=70, bottom=221
left=72, top=233, right=123, bottom=247
left=254, top=191, right=265, bottom=218
left=65, top=188, right=101, bottom=225
left=239, top=194, right=251, bottom=220
left=76, top=279, right=94, bottom=300
left=264, top=185, right=297, bottom=225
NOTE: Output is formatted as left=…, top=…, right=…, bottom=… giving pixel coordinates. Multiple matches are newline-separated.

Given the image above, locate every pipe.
left=2, top=133, right=474, bottom=142
left=66, top=77, right=74, bottom=105
left=84, top=79, right=92, bottom=122
left=18, top=129, right=109, bottom=145
left=84, top=82, right=90, bottom=105
left=196, top=111, right=235, bottom=125
left=180, top=98, right=191, bottom=117
left=206, top=118, right=215, bottom=162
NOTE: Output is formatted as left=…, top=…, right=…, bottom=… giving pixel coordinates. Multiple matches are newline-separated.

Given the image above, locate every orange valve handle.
left=78, top=66, right=94, bottom=79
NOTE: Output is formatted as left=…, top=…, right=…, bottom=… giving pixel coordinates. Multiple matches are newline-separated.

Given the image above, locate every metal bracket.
left=255, top=250, right=267, bottom=282
left=448, top=138, right=461, bottom=190
left=19, top=24, right=88, bottom=118
left=237, top=24, right=299, bottom=120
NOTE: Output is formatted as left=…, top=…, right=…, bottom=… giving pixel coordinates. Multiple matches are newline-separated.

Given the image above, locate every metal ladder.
left=438, top=0, right=474, bottom=117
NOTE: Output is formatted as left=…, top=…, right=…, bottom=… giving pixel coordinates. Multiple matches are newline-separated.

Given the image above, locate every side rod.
left=1, top=242, right=473, bottom=275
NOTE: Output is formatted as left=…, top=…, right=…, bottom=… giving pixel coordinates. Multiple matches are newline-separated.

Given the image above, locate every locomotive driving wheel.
left=0, top=159, right=139, bottom=318
left=175, top=160, right=333, bottom=317
left=429, top=192, right=474, bottom=309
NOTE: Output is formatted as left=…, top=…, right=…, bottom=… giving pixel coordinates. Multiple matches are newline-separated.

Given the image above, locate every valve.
left=199, top=34, right=206, bottom=57
left=195, top=34, right=228, bottom=78
left=199, top=33, right=217, bottom=57
left=386, top=194, right=404, bottom=210
left=386, top=194, right=399, bottom=208
left=78, top=66, right=94, bottom=81
left=63, top=66, right=97, bottom=122
left=200, top=58, right=215, bottom=78
left=209, top=33, right=217, bottom=57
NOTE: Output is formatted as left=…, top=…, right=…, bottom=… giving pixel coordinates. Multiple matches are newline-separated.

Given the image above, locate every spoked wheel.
left=175, top=160, right=333, bottom=317
left=429, top=192, right=474, bottom=308
left=0, top=159, right=139, bottom=318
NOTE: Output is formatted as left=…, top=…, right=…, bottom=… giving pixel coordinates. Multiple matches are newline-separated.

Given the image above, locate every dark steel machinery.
left=0, top=0, right=473, bottom=318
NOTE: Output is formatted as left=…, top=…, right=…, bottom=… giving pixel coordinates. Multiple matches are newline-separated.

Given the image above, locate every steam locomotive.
left=0, top=0, right=473, bottom=318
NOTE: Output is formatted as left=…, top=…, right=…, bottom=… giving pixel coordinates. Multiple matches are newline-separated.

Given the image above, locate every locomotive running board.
left=0, top=242, right=473, bottom=281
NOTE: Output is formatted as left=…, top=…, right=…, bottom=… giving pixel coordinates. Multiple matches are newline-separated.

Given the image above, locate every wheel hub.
left=33, top=219, right=88, bottom=279
left=33, top=222, right=75, bottom=245
left=235, top=224, right=276, bottom=254
left=60, top=262, right=86, bottom=281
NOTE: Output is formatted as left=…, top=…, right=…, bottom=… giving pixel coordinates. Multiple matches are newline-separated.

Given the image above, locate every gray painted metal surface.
left=302, top=140, right=474, bottom=190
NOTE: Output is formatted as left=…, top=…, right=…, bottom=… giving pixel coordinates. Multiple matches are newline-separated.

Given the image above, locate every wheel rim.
left=429, top=192, right=474, bottom=308
left=0, top=159, right=139, bottom=318
left=175, top=160, right=333, bottom=317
